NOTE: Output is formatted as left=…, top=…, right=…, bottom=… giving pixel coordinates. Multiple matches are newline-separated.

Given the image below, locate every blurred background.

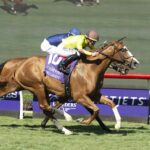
left=0, top=0, right=149, bottom=88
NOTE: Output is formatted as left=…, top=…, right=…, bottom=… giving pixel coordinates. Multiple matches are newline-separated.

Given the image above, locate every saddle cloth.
left=44, top=54, right=77, bottom=83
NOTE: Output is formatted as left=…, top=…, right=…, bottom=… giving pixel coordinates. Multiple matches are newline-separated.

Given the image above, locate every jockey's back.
left=62, top=35, right=87, bottom=49
left=47, top=33, right=69, bottom=46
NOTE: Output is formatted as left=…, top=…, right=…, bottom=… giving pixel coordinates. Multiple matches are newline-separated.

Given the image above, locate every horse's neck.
left=78, top=57, right=111, bottom=81
left=82, top=48, right=113, bottom=74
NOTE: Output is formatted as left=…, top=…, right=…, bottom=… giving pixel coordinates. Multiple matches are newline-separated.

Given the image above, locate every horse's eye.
left=121, top=48, right=127, bottom=52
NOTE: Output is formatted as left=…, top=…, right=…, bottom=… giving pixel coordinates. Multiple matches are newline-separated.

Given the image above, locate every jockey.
left=57, top=30, right=100, bottom=74
left=40, top=27, right=81, bottom=54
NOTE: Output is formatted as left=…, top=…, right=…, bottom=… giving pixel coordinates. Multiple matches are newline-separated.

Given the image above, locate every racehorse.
left=0, top=57, right=110, bottom=134
left=12, top=2, right=38, bottom=15
left=0, top=38, right=139, bottom=134
left=1, top=0, right=38, bottom=15
left=40, top=38, right=139, bottom=129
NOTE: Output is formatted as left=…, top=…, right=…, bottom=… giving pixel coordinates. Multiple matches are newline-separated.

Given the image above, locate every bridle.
left=97, top=38, right=134, bottom=68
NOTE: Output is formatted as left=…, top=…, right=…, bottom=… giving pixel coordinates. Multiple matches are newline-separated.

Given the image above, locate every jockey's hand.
left=92, top=52, right=99, bottom=57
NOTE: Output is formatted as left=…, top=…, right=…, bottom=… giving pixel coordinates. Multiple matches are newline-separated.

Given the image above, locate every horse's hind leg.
left=41, top=101, right=72, bottom=128
left=100, top=95, right=121, bottom=130
left=35, top=87, right=73, bottom=135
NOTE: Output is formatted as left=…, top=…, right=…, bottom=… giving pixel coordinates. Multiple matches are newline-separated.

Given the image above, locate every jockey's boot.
left=58, top=53, right=80, bottom=74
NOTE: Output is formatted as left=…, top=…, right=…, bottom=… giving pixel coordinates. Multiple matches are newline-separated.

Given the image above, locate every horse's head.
left=98, top=37, right=140, bottom=74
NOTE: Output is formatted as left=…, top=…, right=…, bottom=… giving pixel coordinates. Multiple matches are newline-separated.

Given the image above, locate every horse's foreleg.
left=77, top=95, right=99, bottom=125
left=85, top=107, right=111, bottom=132
left=100, top=95, right=121, bottom=130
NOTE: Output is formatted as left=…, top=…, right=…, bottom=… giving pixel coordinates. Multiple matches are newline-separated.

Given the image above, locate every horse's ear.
left=117, top=37, right=127, bottom=42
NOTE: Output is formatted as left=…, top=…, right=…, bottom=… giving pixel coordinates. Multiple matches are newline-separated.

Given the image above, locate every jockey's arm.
left=78, top=49, right=98, bottom=56
left=76, top=37, right=98, bottom=56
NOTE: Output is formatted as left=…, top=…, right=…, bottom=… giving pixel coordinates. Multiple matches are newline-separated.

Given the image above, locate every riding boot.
left=58, top=53, right=80, bottom=74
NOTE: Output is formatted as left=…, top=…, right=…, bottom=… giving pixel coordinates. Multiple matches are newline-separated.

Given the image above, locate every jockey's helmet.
left=85, top=30, right=100, bottom=42
left=69, top=27, right=81, bottom=35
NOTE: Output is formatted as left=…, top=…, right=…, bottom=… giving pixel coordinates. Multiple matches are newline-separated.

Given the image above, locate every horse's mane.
left=97, top=36, right=126, bottom=52
left=98, top=41, right=115, bottom=52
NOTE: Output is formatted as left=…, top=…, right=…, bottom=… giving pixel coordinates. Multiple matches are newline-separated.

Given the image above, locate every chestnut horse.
left=0, top=57, right=113, bottom=134
left=0, top=57, right=114, bottom=133
left=0, top=39, right=139, bottom=134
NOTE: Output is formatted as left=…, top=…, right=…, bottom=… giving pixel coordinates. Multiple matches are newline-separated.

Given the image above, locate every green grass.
left=0, top=116, right=150, bottom=150
left=0, top=0, right=150, bottom=73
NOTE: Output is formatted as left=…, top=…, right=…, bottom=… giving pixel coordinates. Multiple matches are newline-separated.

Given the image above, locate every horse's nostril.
left=134, top=62, right=137, bottom=66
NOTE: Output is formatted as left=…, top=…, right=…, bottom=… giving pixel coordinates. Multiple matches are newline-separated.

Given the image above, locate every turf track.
left=0, top=116, right=150, bottom=150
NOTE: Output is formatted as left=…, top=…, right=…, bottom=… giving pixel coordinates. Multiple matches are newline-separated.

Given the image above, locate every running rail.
left=105, top=73, right=150, bottom=79
left=104, top=72, right=150, bottom=124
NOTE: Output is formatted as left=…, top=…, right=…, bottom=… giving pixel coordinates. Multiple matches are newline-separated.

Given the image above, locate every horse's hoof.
left=76, top=118, right=84, bottom=123
left=115, top=123, right=121, bottom=131
left=62, top=127, right=73, bottom=135
left=41, top=124, right=46, bottom=129
left=41, top=122, right=46, bottom=129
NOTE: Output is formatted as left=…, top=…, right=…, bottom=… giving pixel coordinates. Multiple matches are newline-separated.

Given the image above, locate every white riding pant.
left=40, top=38, right=57, bottom=54
left=41, top=39, right=79, bottom=57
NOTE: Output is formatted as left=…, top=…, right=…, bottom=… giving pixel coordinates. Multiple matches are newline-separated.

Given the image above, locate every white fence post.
left=19, top=91, right=24, bottom=119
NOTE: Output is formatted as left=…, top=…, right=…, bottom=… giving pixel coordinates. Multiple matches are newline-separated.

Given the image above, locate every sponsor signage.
left=33, top=88, right=149, bottom=117
left=0, top=92, right=20, bottom=111
left=0, top=89, right=149, bottom=117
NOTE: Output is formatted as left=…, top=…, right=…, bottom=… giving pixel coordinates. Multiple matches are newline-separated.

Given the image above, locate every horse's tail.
left=0, top=61, right=7, bottom=74
left=0, top=60, right=7, bottom=75
left=0, top=60, right=8, bottom=87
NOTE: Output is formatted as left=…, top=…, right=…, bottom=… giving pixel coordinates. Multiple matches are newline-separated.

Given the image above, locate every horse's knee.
left=109, top=101, right=116, bottom=108
left=104, top=100, right=116, bottom=108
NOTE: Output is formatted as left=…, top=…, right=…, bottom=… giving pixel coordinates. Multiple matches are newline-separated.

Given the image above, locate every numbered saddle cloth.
left=44, top=54, right=77, bottom=83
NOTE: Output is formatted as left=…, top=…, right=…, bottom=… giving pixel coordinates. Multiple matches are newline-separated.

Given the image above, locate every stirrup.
left=58, top=64, right=69, bottom=75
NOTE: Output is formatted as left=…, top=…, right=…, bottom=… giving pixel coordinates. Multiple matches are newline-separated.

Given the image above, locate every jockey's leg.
left=58, top=53, right=80, bottom=74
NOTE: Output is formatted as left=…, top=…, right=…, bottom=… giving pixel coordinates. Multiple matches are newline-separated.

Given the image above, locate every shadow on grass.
left=0, top=123, right=149, bottom=135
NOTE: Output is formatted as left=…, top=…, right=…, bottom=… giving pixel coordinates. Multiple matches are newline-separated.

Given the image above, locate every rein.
left=98, top=49, right=125, bottom=64
left=97, top=43, right=126, bottom=64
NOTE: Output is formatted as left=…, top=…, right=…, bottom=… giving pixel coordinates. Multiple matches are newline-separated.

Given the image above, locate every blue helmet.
left=69, top=27, right=81, bottom=35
